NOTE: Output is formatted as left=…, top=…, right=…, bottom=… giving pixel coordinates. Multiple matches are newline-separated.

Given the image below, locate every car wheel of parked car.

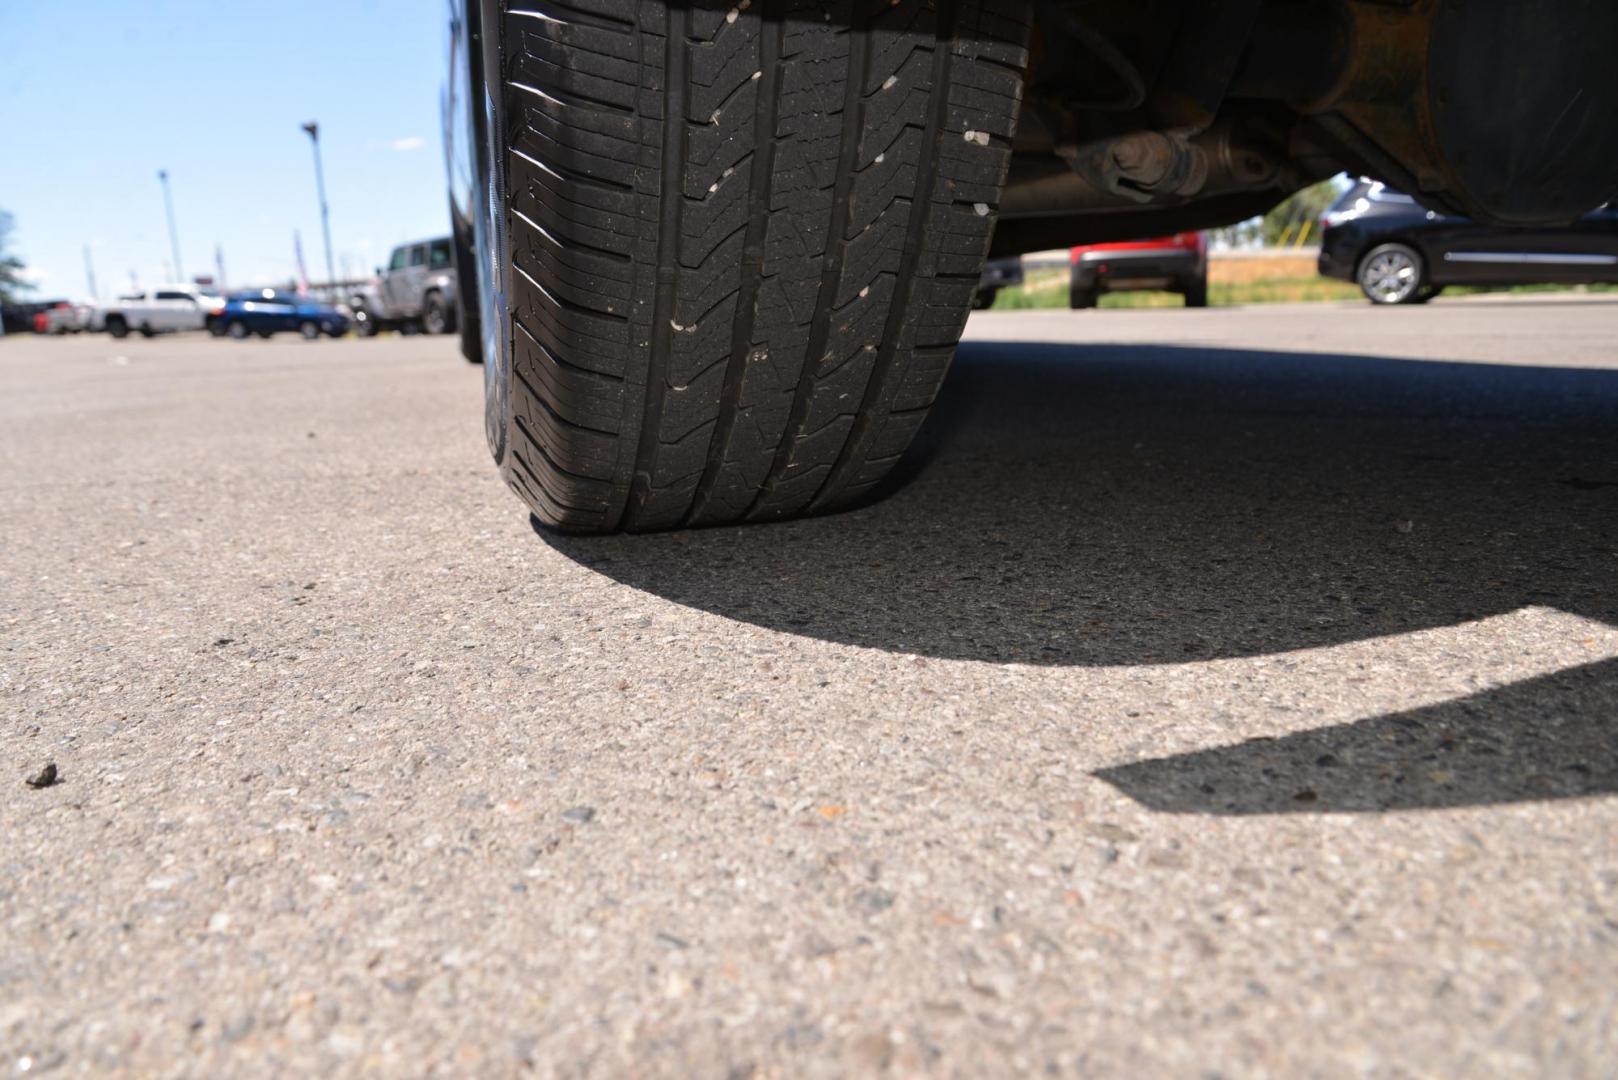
left=476, top=0, right=1030, bottom=532
left=422, top=292, right=454, bottom=336
left=1184, top=278, right=1209, bottom=308
left=1410, top=283, right=1444, bottom=305
left=139, top=325, right=156, bottom=339
left=1069, top=283, right=1097, bottom=309
left=256, top=329, right=274, bottom=339
left=226, top=320, right=248, bottom=340
left=105, top=316, right=129, bottom=339
left=299, top=320, right=320, bottom=341
left=972, top=289, right=998, bottom=311
left=1358, top=242, right=1425, bottom=305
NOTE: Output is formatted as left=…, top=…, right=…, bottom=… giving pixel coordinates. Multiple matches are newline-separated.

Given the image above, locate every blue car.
left=216, top=290, right=350, bottom=339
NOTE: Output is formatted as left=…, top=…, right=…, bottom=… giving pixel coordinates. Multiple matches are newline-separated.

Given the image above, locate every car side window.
left=408, top=245, right=428, bottom=268
left=388, top=248, right=409, bottom=271
left=429, top=241, right=452, bottom=269
left=154, top=290, right=191, bottom=302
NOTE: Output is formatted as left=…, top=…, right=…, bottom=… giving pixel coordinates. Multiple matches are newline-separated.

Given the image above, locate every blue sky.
left=2, top=0, right=450, bottom=298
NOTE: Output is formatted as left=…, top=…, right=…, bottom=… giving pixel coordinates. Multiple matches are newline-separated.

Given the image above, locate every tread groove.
left=510, top=206, right=634, bottom=265
left=510, top=2, right=635, bottom=32
left=685, top=4, right=782, bottom=525
left=510, top=143, right=634, bottom=194
left=744, top=1, right=872, bottom=518
left=625, top=4, right=691, bottom=530
left=513, top=313, right=626, bottom=383
left=508, top=77, right=635, bottom=118
left=811, top=0, right=958, bottom=511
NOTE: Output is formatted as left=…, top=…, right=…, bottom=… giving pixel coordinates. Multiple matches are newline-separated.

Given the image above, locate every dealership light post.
left=302, top=121, right=338, bottom=292
left=157, top=169, right=184, bottom=283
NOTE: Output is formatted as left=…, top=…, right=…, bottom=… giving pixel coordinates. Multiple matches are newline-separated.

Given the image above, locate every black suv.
left=1320, top=180, right=1618, bottom=305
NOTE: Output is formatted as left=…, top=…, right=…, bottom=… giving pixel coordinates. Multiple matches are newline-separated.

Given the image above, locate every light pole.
left=157, top=169, right=184, bottom=283
left=302, top=121, right=338, bottom=292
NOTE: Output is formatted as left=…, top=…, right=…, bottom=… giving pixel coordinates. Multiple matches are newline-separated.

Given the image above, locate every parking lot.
left=4, top=298, right=1617, bottom=1074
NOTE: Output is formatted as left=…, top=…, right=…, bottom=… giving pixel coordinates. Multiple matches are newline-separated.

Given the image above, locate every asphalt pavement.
left=4, top=297, right=1617, bottom=1076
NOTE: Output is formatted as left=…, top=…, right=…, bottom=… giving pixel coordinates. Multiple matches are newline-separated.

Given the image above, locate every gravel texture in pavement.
left=3, top=299, right=1617, bottom=1076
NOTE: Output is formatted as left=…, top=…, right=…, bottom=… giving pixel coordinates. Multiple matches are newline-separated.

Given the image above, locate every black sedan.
left=215, top=290, right=350, bottom=339
left=1319, top=180, right=1618, bottom=305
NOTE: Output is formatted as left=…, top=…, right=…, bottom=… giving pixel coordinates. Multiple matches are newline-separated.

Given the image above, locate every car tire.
left=1358, top=242, right=1426, bottom=305
left=227, top=320, right=248, bottom=340
left=972, top=289, right=998, bottom=311
left=256, top=329, right=274, bottom=339
left=482, top=0, right=1031, bottom=532
left=139, top=325, right=156, bottom=339
left=299, top=320, right=320, bottom=340
left=106, top=316, right=129, bottom=339
left=1069, top=281, right=1097, bottom=309
left=354, top=312, right=379, bottom=337
left=1184, top=276, right=1209, bottom=308
left=423, top=291, right=454, bottom=335
left=1410, top=283, right=1444, bottom=304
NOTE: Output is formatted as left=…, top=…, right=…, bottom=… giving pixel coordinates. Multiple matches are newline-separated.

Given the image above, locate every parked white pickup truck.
left=94, top=286, right=225, bottom=338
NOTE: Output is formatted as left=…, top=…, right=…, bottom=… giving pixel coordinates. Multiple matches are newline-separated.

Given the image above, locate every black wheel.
left=1069, top=280, right=1097, bottom=309
left=256, top=329, right=274, bottom=339
left=227, top=320, right=248, bottom=340
left=1358, top=242, right=1425, bottom=305
left=1410, top=283, right=1444, bottom=305
left=474, top=0, right=1031, bottom=532
left=1184, top=276, right=1209, bottom=308
left=353, top=311, right=379, bottom=337
left=138, top=325, right=156, bottom=338
left=299, top=320, right=320, bottom=340
left=971, top=289, right=998, bottom=310
left=106, top=316, right=129, bottom=339
left=422, top=291, right=453, bottom=335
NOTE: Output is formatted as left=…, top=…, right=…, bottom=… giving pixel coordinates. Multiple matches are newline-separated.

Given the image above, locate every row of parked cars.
left=19, top=287, right=352, bottom=340
left=13, top=237, right=463, bottom=340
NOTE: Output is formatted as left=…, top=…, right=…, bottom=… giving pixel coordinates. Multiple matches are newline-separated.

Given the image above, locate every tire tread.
left=500, top=0, right=1029, bottom=531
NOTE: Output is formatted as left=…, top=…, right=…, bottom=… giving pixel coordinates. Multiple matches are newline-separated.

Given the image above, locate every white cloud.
left=390, top=136, right=426, bottom=152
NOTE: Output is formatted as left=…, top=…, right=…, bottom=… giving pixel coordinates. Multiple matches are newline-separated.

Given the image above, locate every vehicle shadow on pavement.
left=538, top=340, right=1618, bottom=669
left=1095, top=656, right=1618, bottom=812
